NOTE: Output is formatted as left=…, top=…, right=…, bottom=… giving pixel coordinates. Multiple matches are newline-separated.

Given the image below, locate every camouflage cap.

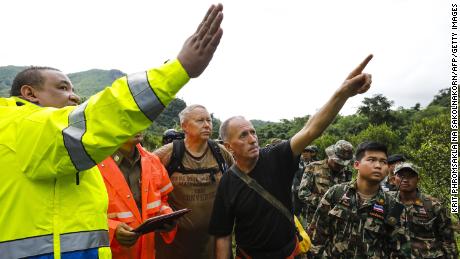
left=394, top=162, right=419, bottom=175
left=304, top=145, right=318, bottom=152
left=325, top=140, right=353, bottom=166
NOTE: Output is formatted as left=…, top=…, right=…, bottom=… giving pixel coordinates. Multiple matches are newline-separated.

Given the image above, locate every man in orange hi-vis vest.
left=98, top=133, right=176, bottom=259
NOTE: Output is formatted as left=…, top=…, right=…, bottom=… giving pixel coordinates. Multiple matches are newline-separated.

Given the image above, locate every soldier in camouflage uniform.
left=292, top=145, right=320, bottom=216
left=381, top=154, right=405, bottom=192
left=308, top=141, right=398, bottom=258
left=297, top=140, right=353, bottom=226
left=388, top=162, right=459, bottom=258
left=301, top=145, right=318, bottom=166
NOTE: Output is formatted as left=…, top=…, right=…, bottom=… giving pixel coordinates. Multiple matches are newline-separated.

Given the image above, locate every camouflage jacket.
left=298, top=159, right=352, bottom=216
left=388, top=191, right=459, bottom=258
left=292, top=159, right=312, bottom=193
left=308, top=181, right=397, bottom=258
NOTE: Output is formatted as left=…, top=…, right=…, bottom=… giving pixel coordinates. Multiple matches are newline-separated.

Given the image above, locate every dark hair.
left=355, top=141, right=388, bottom=161
left=10, top=66, right=61, bottom=97
left=387, top=154, right=406, bottom=165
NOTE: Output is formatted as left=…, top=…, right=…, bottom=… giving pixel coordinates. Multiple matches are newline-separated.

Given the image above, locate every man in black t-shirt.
left=209, top=54, right=374, bottom=259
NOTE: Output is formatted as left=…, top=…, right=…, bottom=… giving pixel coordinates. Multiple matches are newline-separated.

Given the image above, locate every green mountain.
left=68, top=69, right=126, bottom=97
left=0, top=65, right=27, bottom=97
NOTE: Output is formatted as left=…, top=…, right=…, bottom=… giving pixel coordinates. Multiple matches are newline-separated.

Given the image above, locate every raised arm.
left=290, top=55, right=373, bottom=156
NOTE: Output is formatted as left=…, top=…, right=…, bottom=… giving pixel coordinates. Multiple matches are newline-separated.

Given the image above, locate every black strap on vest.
left=166, top=139, right=228, bottom=182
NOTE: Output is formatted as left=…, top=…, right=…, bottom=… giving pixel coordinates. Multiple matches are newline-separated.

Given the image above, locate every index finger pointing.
left=346, top=54, right=373, bottom=79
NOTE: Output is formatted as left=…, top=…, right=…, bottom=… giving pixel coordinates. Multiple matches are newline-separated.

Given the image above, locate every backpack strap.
left=207, top=139, right=228, bottom=174
left=166, top=139, right=228, bottom=180
left=166, top=139, right=186, bottom=176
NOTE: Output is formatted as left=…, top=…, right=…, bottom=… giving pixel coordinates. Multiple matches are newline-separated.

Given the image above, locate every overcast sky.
left=0, top=0, right=450, bottom=121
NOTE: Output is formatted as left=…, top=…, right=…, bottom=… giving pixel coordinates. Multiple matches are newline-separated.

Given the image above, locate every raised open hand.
left=340, top=54, right=373, bottom=97
left=177, top=4, right=224, bottom=78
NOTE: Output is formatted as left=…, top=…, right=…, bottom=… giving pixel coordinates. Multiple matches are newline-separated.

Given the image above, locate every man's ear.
left=353, top=160, right=360, bottom=170
left=20, top=85, right=40, bottom=103
left=224, top=142, right=233, bottom=154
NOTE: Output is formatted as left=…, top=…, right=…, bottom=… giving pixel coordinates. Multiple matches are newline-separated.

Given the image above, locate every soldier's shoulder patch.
left=387, top=216, right=398, bottom=226
left=369, top=211, right=384, bottom=220
left=373, top=203, right=384, bottom=213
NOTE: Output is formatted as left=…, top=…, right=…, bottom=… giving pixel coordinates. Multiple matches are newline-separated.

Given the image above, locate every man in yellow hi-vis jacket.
left=0, top=4, right=224, bottom=259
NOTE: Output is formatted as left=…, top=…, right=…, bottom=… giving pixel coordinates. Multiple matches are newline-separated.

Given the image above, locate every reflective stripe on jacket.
left=0, top=60, right=189, bottom=259
left=99, top=143, right=176, bottom=259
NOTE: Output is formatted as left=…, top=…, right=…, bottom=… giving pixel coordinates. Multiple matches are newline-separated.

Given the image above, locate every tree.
left=153, top=98, right=186, bottom=129
left=357, top=94, right=395, bottom=125
left=390, top=106, right=419, bottom=141
left=286, top=115, right=310, bottom=137
left=412, top=102, right=421, bottom=111
left=142, top=98, right=187, bottom=151
left=429, top=88, right=450, bottom=108
left=325, top=114, right=370, bottom=140
left=401, top=112, right=450, bottom=205
left=142, top=132, right=163, bottom=151
left=310, top=134, right=340, bottom=160
left=351, top=123, right=400, bottom=154
left=211, top=113, right=221, bottom=139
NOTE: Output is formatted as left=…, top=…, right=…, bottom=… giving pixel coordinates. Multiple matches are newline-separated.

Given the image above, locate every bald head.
left=219, top=116, right=247, bottom=142
left=220, top=116, right=259, bottom=163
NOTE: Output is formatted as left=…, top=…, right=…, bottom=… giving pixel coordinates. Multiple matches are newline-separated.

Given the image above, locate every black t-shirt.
left=209, top=140, right=300, bottom=255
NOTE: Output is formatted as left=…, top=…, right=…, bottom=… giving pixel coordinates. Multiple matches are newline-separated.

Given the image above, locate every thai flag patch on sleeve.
left=373, top=204, right=384, bottom=213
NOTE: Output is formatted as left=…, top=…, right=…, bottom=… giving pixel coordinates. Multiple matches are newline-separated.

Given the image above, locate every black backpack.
left=166, top=139, right=229, bottom=182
